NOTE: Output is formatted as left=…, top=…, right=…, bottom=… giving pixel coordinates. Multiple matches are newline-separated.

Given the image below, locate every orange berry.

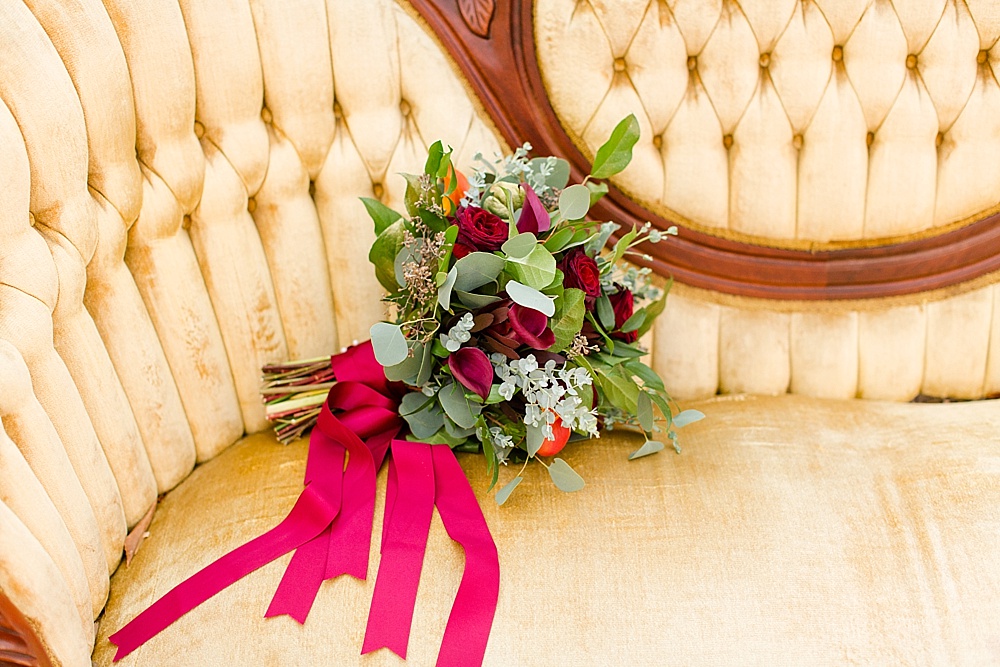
left=536, top=415, right=571, bottom=457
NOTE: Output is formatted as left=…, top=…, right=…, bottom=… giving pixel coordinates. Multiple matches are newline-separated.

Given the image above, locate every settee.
left=1, top=0, right=998, bottom=665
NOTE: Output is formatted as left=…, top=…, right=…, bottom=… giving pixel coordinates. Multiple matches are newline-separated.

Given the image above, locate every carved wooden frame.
left=411, top=0, right=1000, bottom=300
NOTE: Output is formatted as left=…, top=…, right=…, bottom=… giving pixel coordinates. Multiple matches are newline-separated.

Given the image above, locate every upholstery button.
left=373, top=182, right=385, bottom=199
left=182, top=215, right=192, bottom=230
left=906, top=54, right=917, bottom=69
left=247, top=197, right=257, bottom=213
left=832, top=45, right=843, bottom=62
left=194, top=121, right=205, bottom=138
left=334, top=102, right=343, bottom=120
left=687, top=55, right=697, bottom=71
left=613, top=57, right=626, bottom=72
left=261, top=107, right=272, bottom=124
left=399, top=100, right=411, bottom=116
left=309, top=181, right=316, bottom=197
left=759, top=52, right=771, bottom=68
left=792, top=134, right=803, bottom=150
left=978, top=50, right=988, bottom=64
left=936, top=132, right=944, bottom=147
left=866, top=131, right=875, bottom=147
left=723, top=134, right=733, bottom=150
left=653, top=134, right=663, bottom=149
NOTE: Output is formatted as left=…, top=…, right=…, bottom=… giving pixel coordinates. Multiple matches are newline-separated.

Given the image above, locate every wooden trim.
left=408, top=0, right=1000, bottom=300
left=0, top=592, right=50, bottom=667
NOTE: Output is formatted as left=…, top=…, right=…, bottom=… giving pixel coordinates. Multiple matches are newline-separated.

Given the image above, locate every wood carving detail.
left=409, top=0, right=1000, bottom=300
left=0, top=592, right=50, bottom=667
left=458, top=0, right=495, bottom=38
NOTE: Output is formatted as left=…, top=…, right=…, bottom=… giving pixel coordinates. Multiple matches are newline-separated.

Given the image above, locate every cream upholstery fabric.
left=0, top=0, right=998, bottom=665
left=536, top=0, right=1000, bottom=242
left=93, top=396, right=1000, bottom=666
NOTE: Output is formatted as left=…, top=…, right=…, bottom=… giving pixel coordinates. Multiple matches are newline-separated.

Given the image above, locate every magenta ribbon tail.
left=362, top=441, right=435, bottom=658
left=362, top=442, right=499, bottom=666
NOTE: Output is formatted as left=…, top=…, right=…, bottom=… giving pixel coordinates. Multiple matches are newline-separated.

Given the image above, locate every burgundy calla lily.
left=448, top=346, right=494, bottom=400
left=508, top=304, right=556, bottom=350
left=516, top=184, right=551, bottom=235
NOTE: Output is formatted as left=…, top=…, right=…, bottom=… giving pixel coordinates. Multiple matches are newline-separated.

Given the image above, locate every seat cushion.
left=93, top=395, right=1000, bottom=666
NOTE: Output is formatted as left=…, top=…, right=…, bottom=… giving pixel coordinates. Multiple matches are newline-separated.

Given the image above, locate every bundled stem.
left=261, top=356, right=336, bottom=444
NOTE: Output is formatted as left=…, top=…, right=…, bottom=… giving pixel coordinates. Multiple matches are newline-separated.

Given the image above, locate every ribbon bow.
left=109, top=342, right=499, bottom=666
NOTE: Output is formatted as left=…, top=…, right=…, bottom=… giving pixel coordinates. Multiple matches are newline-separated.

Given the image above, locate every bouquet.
left=266, top=114, right=702, bottom=504
left=111, top=116, right=702, bottom=667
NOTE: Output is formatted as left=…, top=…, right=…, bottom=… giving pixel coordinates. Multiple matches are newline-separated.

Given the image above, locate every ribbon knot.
left=108, top=342, right=499, bottom=667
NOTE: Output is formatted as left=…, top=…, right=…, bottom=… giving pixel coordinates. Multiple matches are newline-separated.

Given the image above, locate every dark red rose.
left=560, top=248, right=602, bottom=307
left=452, top=239, right=476, bottom=259
left=455, top=206, right=507, bottom=254
left=609, top=287, right=637, bottom=343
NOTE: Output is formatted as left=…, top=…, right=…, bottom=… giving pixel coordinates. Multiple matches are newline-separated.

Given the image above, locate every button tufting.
left=372, top=182, right=385, bottom=199
left=247, top=197, right=257, bottom=213
left=333, top=102, right=343, bottom=120
left=722, top=134, right=733, bottom=150
left=936, top=132, right=944, bottom=147
left=906, top=54, right=917, bottom=69
left=759, top=53, right=770, bottom=68
left=687, top=55, right=697, bottom=71
left=978, top=50, right=988, bottom=64
left=308, top=181, right=316, bottom=198
left=792, top=134, right=803, bottom=150
left=194, top=121, right=205, bottom=139
left=832, top=45, right=843, bottom=62
left=261, top=107, right=272, bottom=124
left=653, top=135, right=663, bottom=149
left=613, top=57, right=627, bottom=73
left=182, top=214, right=192, bottom=230
left=399, top=100, right=411, bottom=116
left=866, top=131, right=875, bottom=147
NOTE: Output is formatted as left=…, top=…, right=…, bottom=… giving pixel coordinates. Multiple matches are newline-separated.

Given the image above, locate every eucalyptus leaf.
left=590, top=114, right=640, bottom=179
left=506, top=245, right=557, bottom=290
left=558, top=184, right=591, bottom=221
left=628, top=439, right=665, bottom=461
left=438, top=266, right=458, bottom=311
left=637, top=391, right=654, bottom=433
left=454, top=252, right=506, bottom=291
left=456, top=290, right=502, bottom=309
left=438, top=382, right=480, bottom=429
left=394, top=245, right=414, bottom=287
left=384, top=342, right=422, bottom=382
left=494, top=476, right=523, bottom=506
left=596, top=294, right=615, bottom=330
left=400, top=392, right=445, bottom=439
left=502, top=232, right=537, bottom=259
left=506, top=280, right=555, bottom=317
left=548, top=288, right=586, bottom=351
left=548, top=458, right=585, bottom=492
left=585, top=222, right=620, bottom=255
left=586, top=181, right=609, bottom=206
left=623, top=359, right=665, bottom=391
left=370, top=322, right=408, bottom=366
left=526, top=423, right=545, bottom=457
left=360, top=197, right=403, bottom=236
left=416, top=336, right=435, bottom=386
left=543, top=226, right=575, bottom=252
left=529, top=156, right=571, bottom=189
left=673, top=409, right=705, bottom=428
left=443, top=415, right=477, bottom=439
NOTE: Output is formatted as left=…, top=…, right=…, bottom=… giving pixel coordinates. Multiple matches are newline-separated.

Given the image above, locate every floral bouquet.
left=111, top=116, right=702, bottom=667
left=265, top=114, right=702, bottom=504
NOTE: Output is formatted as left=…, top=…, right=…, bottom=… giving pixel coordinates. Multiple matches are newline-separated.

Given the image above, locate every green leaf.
left=590, top=114, right=640, bottom=179
left=673, top=409, right=705, bottom=428
left=648, top=392, right=672, bottom=425
left=502, top=232, right=537, bottom=259
left=530, top=156, right=571, bottom=189
left=596, top=294, right=615, bottom=330
left=438, top=266, right=458, bottom=311
left=384, top=342, right=422, bottom=382
left=609, top=227, right=639, bottom=267
left=438, top=382, right=480, bottom=429
left=416, top=338, right=435, bottom=386
left=558, top=184, right=591, bottom=221
left=400, top=392, right=445, bottom=439
left=620, top=308, right=646, bottom=333
left=456, top=290, right=502, bottom=309
left=425, top=140, right=444, bottom=175
left=494, top=476, right=523, bottom=506
left=453, top=252, right=506, bottom=292
left=609, top=341, right=647, bottom=358
left=526, top=423, right=545, bottom=457
left=586, top=181, right=609, bottom=206
left=370, top=322, right=408, bottom=366
left=506, top=280, right=555, bottom=317
left=443, top=415, right=477, bottom=439
left=368, top=220, right=405, bottom=291
left=548, top=458, right=585, bottom=492
left=401, top=172, right=423, bottom=217
left=506, top=245, right=557, bottom=290
left=598, top=366, right=639, bottom=414
left=623, top=359, right=665, bottom=391
left=360, top=197, right=403, bottom=236
left=637, top=391, right=653, bottom=433
left=585, top=222, right=619, bottom=255
left=485, top=385, right=506, bottom=405
left=628, top=439, right=664, bottom=461
left=543, top=226, right=575, bottom=252
left=548, top=288, right=586, bottom=351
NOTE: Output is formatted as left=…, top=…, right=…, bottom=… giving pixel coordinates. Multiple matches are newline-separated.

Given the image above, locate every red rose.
left=455, top=206, right=507, bottom=254
left=609, top=287, right=637, bottom=343
left=560, top=248, right=602, bottom=307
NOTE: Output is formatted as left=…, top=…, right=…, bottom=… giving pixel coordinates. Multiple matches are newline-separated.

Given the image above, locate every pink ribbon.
left=109, top=342, right=499, bottom=667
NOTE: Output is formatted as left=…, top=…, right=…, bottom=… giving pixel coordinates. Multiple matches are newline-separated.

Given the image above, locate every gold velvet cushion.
left=94, top=395, right=1000, bottom=666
